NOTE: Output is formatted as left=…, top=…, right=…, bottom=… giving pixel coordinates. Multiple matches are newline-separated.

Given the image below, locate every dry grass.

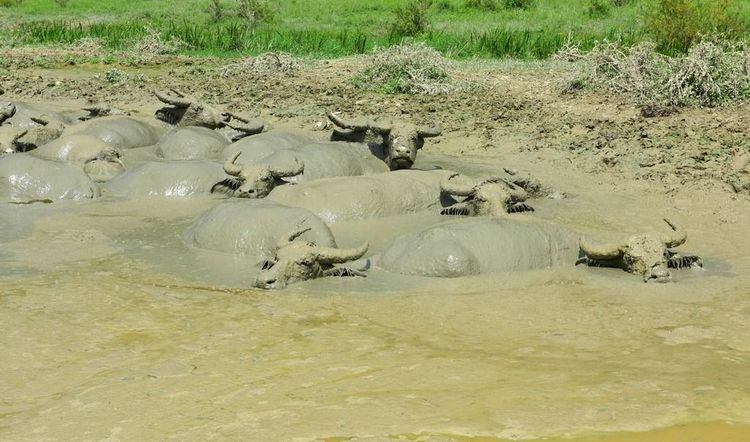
left=353, top=43, right=460, bottom=95
left=220, top=52, right=302, bottom=76
left=129, top=27, right=187, bottom=63
left=570, top=38, right=750, bottom=106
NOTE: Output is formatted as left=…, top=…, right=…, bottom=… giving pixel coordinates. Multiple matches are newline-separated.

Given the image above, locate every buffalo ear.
left=258, top=259, right=276, bottom=270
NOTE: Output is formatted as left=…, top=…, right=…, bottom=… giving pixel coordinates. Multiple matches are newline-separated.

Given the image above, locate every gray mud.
left=2, top=143, right=749, bottom=440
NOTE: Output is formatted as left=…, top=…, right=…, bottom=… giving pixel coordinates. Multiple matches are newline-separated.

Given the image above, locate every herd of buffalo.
left=0, top=90, right=704, bottom=288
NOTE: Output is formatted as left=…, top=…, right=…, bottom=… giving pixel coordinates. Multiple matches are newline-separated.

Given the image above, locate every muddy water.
left=2, top=152, right=750, bottom=441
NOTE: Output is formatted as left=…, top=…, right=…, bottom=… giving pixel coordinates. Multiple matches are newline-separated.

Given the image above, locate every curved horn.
left=327, top=112, right=369, bottom=131
left=440, top=173, right=476, bottom=197
left=661, top=218, right=687, bottom=248
left=417, top=123, right=442, bottom=138
left=315, top=242, right=369, bottom=264
left=269, top=156, right=304, bottom=178
left=0, top=102, right=16, bottom=123
left=368, top=120, right=392, bottom=136
left=226, top=119, right=265, bottom=135
left=12, top=129, right=28, bottom=144
left=223, top=152, right=243, bottom=176
left=497, top=178, right=528, bottom=201
left=30, top=116, right=51, bottom=126
left=155, top=89, right=192, bottom=107
left=579, top=237, right=625, bottom=261
left=277, top=227, right=312, bottom=249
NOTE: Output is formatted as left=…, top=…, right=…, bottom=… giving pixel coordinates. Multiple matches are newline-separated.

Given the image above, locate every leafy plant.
left=237, top=0, right=275, bottom=25
left=389, top=0, right=433, bottom=37
left=465, top=0, right=498, bottom=10
left=0, top=0, right=23, bottom=7
left=587, top=0, right=611, bottom=18
left=208, top=0, right=225, bottom=22
left=504, top=0, right=535, bottom=9
left=644, top=0, right=747, bottom=54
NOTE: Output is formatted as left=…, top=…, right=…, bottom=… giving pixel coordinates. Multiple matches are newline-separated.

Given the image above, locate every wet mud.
left=1, top=59, right=750, bottom=440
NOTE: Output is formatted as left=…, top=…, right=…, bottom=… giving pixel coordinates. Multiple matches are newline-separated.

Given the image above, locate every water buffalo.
left=154, top=90, right=265, bottom=141
left=439, top=173, right=534, bottom=216
left=254, top=227, right=369, bottom=290
left=0, top=154, right=99, bottom=203
left=64, top=116, right=165, bottom=149
left=266, top=169, right=455, bottom=224
left=155, top=127, right=230, bottom=160
left=212, top=112, right=442, bottom=198
left=103, top=160, right=224, bottom=199
left=376, top=218, right=579, bottom=278
left=577, top=219, right=703, bottom=282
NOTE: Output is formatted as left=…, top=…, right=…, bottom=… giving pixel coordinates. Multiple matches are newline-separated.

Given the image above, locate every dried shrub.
left=353, top=43, right=457, bottom=95
left=389, top=0, right=433, bottom=37
left=220, top=52, right=302, bottom=76
left=71, top=37, right=104, bottom=55
left=103, top=68, right=129, bottom=83
left=572, top=38, right=750, bottom=106
left=130, top=27, right=187, bottom=62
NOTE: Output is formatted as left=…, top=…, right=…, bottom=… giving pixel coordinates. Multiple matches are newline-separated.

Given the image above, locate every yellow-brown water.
left=2, top=153, right=750, bottom=440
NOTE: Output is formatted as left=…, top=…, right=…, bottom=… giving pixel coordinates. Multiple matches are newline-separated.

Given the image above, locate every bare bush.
left=571, top=39, right=750, bottom=106
left=353, top=43, right=459, bottom=95
left=220, top=52, right=302, bottom=77
left=130, top=27, right=187, bottom=62
left=71, top=37, right=104, bottom=55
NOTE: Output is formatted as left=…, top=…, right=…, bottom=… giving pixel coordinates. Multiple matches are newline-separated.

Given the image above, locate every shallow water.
left=2, top=152, right=750, bottom=440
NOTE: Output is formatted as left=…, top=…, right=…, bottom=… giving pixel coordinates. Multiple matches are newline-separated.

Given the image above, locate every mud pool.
left=2, top=146, right=750, bottom=441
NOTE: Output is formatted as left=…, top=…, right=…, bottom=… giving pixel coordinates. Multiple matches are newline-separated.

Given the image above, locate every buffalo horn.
left=222, top=152, right=244, bottom=176
left=660, top=218, right=687, bottom=248
left=269, top=156, right=304, bottom=178
left=440, top=173, right=475, bottom=197
left=417, top=123, right=442, bottom=138
left=327, top=112, right=369, bottom=132
left=155, top=89, right=193, bottom=108
left=579, top=237, right=625, bottom=261
left=277, top=227, right=312, bottom=249
left=315, top=242, right=369, bottom=264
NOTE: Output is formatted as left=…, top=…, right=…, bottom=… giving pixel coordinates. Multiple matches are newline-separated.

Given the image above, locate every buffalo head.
left=254, top=228, right=368, bottom=289
left=579, top=219, right=703, bottom=282
left=211, top=152, right=303, bottom=198
left=155, top=89, right=224, bottom=129
left=440, top=173, right=534, bottom=216
left=327, top=112, right=441, bottom=170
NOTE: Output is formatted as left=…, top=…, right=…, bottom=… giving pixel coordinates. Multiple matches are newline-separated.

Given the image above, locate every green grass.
left=0, top=0, right=748, bottom=59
